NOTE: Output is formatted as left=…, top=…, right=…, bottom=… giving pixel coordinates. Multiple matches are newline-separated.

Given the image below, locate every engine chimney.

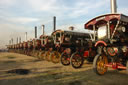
left=17, top=37, right=18, bottom=44
left=11, top=38, right=13, bottom=45
left=42, top=25, right=45, bottom=35
left=19, top=37, right=21, bottom=43
left=25, top=32, right=27, bottom=41
left=9, top=40, right=11, bottom=45
left=111, top=0, right=117, bottom=13
left=53, top=16, right=56, bottom=32
left=35, top=26, right=37, bottom=38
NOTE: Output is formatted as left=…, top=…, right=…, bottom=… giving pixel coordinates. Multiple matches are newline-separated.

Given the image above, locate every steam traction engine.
left=23, top=41, right=28, bottom=55
left=7, top=45, right=11, bottom=52
left=85, top=14, right=128, bottom=75
left=13, top=44, right=17, bottom=53
left=16, top=43, right=20, bottom=53
left=38, top=35, right=47, bottom=60
left=27, top=40, right=33, bottom=56
left=19, top=42, right=24, bottom=54
left=39, top=35, right=55, bottom=62
left=52, top=29, right=96, bottom=68
left=32, top=39, right=41, bottom=57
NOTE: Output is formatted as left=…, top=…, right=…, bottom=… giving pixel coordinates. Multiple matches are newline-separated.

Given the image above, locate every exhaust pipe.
left=25, top=32, right=27, bottom=41
left=110, top=0, right=117, bottom=13
left=53, top=16, right=56, bottom=32
left=42, top=25, right=45, bottom=35
left=19, top=37, right=21, bottom=43
left=35, top=26, right=37, bottom=38
left=11, top=38, right=13, bottom=45
left=17, top=37, right=18, bottom=44
left=9, top=40, right=11, bottom=45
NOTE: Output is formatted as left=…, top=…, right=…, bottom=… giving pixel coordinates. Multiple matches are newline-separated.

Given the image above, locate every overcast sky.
left=0, top=0, right=128, bottom=48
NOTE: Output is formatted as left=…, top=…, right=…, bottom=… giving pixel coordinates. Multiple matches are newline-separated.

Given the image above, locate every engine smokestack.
left=111, top=0, right=117, bottom=13
left=19, top=37, right=21, bottom=43
left=53, top=16, right=56, bottom=32
left=42, top=25, right=45, bottom=35
left=17, top=37, right=18, bottom=44
left=11, top=38, right=13, bottom=45
left=35, top=26, right=37, bottom=38
left=9, top=40, right=11, bottom=45
left=25, top=32, right=27, bottom=41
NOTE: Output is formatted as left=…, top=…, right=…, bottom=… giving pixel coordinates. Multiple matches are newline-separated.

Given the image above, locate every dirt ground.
left=0, top=52, right=128, bottom=85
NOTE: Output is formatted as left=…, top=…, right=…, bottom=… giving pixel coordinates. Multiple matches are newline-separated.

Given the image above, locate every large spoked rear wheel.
left=45, top=51, right=51, bottom=61
left=93, top=54, right=108, bottom=75
left=51, top=51, right=61, bottom=63
left=60, top=52, right=71, bottom=66
left=70, top=52, right=84, bottom=69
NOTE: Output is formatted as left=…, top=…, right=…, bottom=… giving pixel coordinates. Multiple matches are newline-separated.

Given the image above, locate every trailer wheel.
left=45, top=51, right=51, bottom=61
left=70, top=52, right=84, bottom=68
left=51, top=51, right=61, bottom=63
left=93, top=53, right=108, bottom=75
left=126, top=60, right=128, bottom=74
left=60, top=52, right=70, bottom=66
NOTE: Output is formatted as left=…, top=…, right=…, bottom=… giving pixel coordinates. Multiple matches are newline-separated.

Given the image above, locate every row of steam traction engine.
left=7, top=0, right=128, bottom=75
left=7, top=17, right=97, bottom=69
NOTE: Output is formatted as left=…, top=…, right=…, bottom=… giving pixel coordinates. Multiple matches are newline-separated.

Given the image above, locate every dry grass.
left=0, top=52, right=128, bottom=85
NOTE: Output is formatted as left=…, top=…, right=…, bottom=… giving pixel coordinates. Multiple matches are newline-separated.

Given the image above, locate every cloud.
left=67, top=0, right=109, bottom=18
left=0, top=0, right=128, bottom=49
left=118, top=8, right=128, bottom=15
left=26, top=0, right=58, bottom=12
left=9, top=17, right=39, bottom=24
left=0, top=23, right=35, bottom=48
left=0, top=16, right=39, bottom=24
left=0, top=0, right=16, bottom=8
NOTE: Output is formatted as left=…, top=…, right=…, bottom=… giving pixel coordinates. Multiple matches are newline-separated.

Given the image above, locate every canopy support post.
left=107, top=21, right=110, bottom=39
left=111, top=20, right=120, bottom=39
left=93, top=25, right=96, bottom=41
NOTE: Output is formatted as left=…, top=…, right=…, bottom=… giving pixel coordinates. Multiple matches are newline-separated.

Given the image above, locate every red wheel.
left=70, top=52, right=84, bottom=68
left=60, top=52, right=71, bottom=66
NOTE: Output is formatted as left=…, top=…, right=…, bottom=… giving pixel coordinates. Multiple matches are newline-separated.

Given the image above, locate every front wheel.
left=60, top=52, right=71, bottom=66
left=70, top=52, right=84, bottom=69
left=93, top=54, right=108, bottom=75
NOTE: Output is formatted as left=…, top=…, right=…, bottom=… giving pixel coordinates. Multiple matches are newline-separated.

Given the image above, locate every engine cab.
left=85, top=13, right=128, bottom=75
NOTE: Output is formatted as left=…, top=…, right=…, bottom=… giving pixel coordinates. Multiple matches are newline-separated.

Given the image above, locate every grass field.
left=0, top=52, right=128, bottom=85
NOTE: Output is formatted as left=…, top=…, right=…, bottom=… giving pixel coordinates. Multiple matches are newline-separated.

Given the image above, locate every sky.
left=0, top=0, right=128, bottom=48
